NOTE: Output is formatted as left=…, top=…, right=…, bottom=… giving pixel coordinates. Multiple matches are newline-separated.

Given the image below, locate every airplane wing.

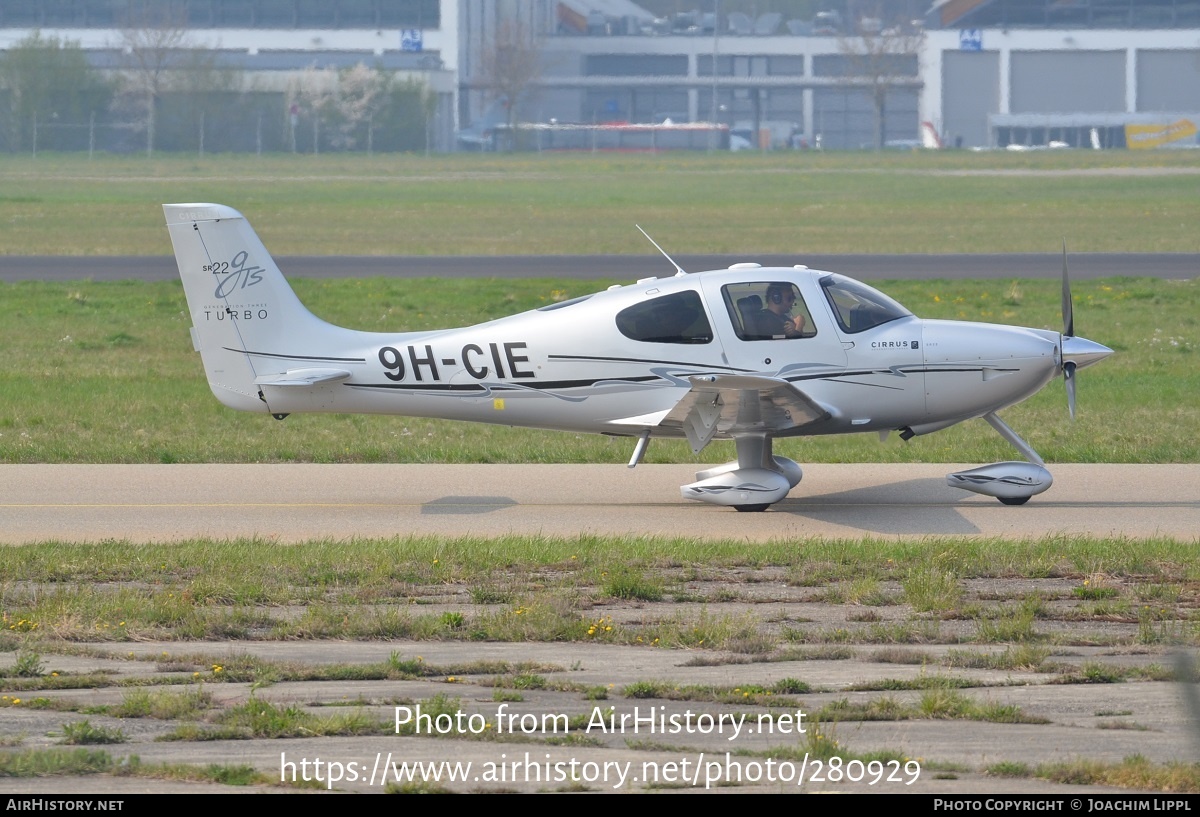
left=657, top=374, right=832, bottom=454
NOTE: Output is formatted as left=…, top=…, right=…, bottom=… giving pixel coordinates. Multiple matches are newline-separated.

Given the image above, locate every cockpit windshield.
left=820, top=274, right=912, bottom=334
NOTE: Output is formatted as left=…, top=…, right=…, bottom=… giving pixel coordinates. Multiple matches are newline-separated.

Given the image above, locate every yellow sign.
left=1125, top=119, right=1198, bottom=150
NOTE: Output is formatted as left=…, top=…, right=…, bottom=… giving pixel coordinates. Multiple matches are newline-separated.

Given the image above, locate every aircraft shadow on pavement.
left=772, top=477, right=981, bottom=535
left=421, top=496, right=519, bottom=515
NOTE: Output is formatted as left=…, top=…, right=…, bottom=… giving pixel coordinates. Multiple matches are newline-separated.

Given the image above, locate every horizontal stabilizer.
left=254, top=368, right=352, bottom=387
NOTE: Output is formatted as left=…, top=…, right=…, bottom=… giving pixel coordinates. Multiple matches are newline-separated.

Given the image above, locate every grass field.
left=1, top=150, right=1199, bottom=256
left=1, top=275, right=1196, bottom=464
left=3, top=534, right=1200, bottom=792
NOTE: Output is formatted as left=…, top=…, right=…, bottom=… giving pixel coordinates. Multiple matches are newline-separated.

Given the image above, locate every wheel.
left=998, top=495, right=1031, bottom=506
left=734, top=503, right=771, bottom=513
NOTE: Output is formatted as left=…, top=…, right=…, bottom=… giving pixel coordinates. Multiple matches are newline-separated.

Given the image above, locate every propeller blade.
left=1064, top=361, right=1077, bottom=420
left=1061, top=239, right=1074, bottom=338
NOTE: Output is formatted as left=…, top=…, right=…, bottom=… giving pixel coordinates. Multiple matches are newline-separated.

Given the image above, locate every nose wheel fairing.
left=946, top=461, right=1053, bottom=503
left=946, top=412, right=1053, bottom=504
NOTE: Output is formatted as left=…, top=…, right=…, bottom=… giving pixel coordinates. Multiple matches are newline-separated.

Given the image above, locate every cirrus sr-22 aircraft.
left=165, top=203, right=1112, bottom=512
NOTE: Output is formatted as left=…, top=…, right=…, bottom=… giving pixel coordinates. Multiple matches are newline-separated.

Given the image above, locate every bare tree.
left=838, top=14, right=924, bottom=150
left=116, top=2, right=191, bottom=155
left=475, top=19, right=543, bottom=150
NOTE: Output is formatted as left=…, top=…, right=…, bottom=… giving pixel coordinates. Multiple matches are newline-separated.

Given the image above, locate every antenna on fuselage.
left=636, top=224, right=687, bottom=276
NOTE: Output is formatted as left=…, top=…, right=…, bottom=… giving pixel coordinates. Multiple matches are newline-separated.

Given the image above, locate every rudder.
left=164, top=203, right=349, bottom=413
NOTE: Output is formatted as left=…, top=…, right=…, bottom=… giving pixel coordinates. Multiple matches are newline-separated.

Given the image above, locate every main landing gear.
left=680, top=435, right=801, bottom=512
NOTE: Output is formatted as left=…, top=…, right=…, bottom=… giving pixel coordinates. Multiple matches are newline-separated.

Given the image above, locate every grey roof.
left=85, top=48, right=442, bottom=72
left=928, top=0, right=1200, bottom=29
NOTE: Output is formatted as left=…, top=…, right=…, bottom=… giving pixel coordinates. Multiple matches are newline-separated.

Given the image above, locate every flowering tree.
left=290, top=63, right=391, bottom=152
left=332, top=63, right=389, bottom=150
left=289, top=66, right=336, bottom=153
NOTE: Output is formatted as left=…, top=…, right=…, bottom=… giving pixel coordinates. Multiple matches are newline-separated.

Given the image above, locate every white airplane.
left=164, top=203, right=1112, bottom=512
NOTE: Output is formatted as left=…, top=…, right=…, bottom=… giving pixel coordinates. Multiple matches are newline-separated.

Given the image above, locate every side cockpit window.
left=820, top=274, right=911, bottom=334
left=722, top=282, right=816, bottom=341
left=615, top=290, right=713, bottom=344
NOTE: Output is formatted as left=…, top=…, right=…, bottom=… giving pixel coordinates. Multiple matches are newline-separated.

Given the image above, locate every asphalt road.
left=1, top=252, right=1197, bottom=283
left=3, top=463, right=1197, bottom=544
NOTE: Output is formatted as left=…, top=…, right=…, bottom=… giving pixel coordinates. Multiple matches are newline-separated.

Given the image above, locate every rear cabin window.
left=615, top=290, right=713, bottom=344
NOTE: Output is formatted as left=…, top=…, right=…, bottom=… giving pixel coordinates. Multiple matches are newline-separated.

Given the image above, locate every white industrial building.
left=1, top=0, right=1197, bottom=151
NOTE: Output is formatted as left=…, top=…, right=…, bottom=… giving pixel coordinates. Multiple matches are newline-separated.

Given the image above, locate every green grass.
left=2, top=534, right=1196, bottom=647
left=58, top=719, right=127, bottom=745
left=0, top=747, right=288, bottom=787
left=1, top=275, right=1196, bottom=464
left=1, top=151, right=1198, bottom=255
left=0, top=747, right=115, bottom=776
left=1034, top=755, right=1200, bottom=792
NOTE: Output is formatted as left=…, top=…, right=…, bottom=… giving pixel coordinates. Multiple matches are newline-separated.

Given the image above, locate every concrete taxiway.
left=2, top=463, right=1196, bottom=543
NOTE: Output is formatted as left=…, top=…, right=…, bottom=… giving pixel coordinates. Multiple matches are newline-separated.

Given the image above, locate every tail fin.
left=920, top=121, right=943, bottom=149
left=164, top=203, right=359, bottom=412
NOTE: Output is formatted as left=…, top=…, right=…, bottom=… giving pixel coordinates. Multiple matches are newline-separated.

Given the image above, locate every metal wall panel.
left=942, top=50, right=1000, bottom=147
left=1011, top=51, right=1125, bottom=113
left=1138, top=49, right=1200, bottom=111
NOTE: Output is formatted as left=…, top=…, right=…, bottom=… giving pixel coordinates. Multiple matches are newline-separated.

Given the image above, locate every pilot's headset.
left=766, top=283, right=791, bottom=306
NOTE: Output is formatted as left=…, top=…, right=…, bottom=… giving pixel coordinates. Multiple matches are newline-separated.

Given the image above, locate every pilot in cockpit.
left=756, top=283, right=806, bottom=338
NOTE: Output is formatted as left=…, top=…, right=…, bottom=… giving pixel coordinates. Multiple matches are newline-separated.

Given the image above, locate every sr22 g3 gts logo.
left=206, top=251, right=266, bottom=298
